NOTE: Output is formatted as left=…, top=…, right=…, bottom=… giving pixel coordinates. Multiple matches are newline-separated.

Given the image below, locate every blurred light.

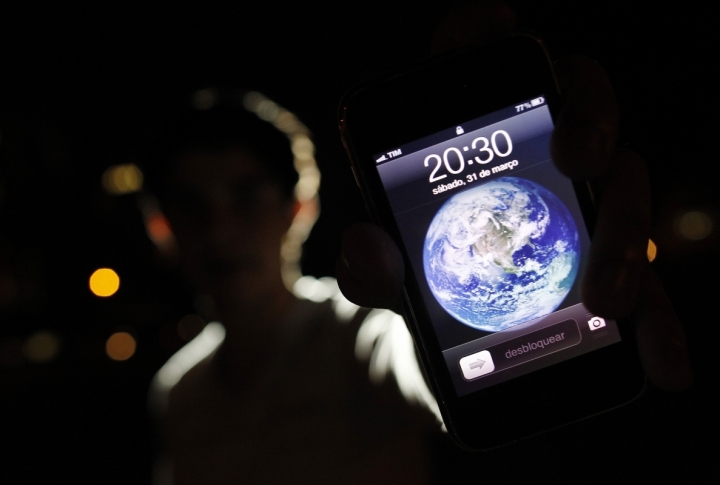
left=647, top=239, right=657, bottom=262
left=241, top=90, right=320, bottom=289
left=274, top=111, right=300, bottom=133
left=255, top=99, right=279, bottom=121
left=106, top=331, right=136, bottom=361
left=242, top=91, right=264, bottom=111
left=149, top=322, right=225, bottom=415
left=137, top=195, right=178, bottom=256
left=23, top=331, right=61, bottom=363
left=146, top=213, right=174, bottom=246
left=291, top=136, right=314, bottom=161
left=177, top=314, right=206, bottom=341
left=356, top=307, right=443, bottom=427
left=293, top=275, right=337, bottom=303
left=293, top=276, right=361, bottom=323
left=89, top=268, right=120, bottom=297
left=102, top=163, right=143, bottom=194
left=293, top=275, right=444, bottom=427
left=192, top=88, right=217, bottom=110
left=676, top=210, right=713, bottom=241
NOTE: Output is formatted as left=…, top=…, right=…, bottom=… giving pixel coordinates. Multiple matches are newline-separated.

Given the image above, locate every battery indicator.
left=530, top=97, right=545, bottom=107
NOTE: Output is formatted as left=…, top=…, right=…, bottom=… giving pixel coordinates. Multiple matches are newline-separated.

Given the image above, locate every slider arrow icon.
left=469, top=358, right=485, bottom=370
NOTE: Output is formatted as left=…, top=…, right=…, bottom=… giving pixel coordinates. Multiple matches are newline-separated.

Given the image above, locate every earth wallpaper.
left=1, top=1, right=718, bottom=482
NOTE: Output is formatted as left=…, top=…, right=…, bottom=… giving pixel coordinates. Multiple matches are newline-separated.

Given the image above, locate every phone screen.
left=373, top=97, right=622, bottom=397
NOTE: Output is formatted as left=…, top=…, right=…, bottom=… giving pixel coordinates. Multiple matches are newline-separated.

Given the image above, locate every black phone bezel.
left=339, top=34, right=646, bottom=450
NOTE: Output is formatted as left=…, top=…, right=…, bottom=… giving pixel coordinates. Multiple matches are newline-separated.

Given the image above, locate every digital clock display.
left=374, top=97, right=622, bottom=396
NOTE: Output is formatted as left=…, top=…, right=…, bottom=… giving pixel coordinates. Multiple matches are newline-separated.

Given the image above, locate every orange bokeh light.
left=647, top=239, right=657, bottom=263
left=89, top=268, right=120, bottom=297
left=102, top=163, right=143, bottom=194
left=106, top=332, right=136, bottom=361
left=147, top=213, right=173, bottom=244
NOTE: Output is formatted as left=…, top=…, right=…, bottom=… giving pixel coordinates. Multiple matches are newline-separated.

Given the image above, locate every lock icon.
left=456, top=126, right=464, bottom=135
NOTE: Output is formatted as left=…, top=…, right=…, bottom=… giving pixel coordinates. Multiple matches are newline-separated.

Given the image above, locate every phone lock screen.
left=373, top=97, right=622, bottom=397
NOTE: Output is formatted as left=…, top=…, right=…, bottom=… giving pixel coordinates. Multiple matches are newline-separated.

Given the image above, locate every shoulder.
left=148, top=322, right=225, bottom=420
left=293, top=276, right=442, bottom=428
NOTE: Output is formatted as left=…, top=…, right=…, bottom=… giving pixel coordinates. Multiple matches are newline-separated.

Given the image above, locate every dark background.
left=1, top=2, right=717, bottom=483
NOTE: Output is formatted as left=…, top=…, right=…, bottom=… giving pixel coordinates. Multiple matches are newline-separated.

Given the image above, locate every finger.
left=551, top=55, right=620, bottom=179
left=634, top=269, right=693, bottom=391
left=581, top=148, right=651, bottom=317
left=335, top=223, right=405, bottom=309
left=430, top=1, right=517, bottom=55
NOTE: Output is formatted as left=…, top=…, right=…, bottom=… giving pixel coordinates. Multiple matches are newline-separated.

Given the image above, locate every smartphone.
left=338, top=34, right=646, bottom=450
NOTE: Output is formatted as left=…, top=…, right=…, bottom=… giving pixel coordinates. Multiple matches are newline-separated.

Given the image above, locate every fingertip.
left=336, top=223, right=405, bottom=309
left=551, top=55, right=619, bottom=179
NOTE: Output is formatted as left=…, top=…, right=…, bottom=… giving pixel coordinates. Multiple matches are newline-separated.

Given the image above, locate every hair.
left=139, top=88, right=320, bottom=287
left=142, top=90, right=298, bottom=202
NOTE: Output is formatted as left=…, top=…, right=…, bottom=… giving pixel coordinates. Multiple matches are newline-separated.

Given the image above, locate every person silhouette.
left=146, top=89, right=437, bottom=485
left=146, top=3, right=693, bottom=484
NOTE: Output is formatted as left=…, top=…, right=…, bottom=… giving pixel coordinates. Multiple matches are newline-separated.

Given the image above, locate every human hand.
left=335, top=1, right=692, bottom=391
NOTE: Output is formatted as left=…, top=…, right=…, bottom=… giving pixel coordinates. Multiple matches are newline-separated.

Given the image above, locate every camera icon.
left=588, top=316, right=606, bottom=331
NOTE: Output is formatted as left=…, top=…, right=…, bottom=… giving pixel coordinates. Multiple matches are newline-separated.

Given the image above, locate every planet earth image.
left=423, top=176, right=580, bottom=332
